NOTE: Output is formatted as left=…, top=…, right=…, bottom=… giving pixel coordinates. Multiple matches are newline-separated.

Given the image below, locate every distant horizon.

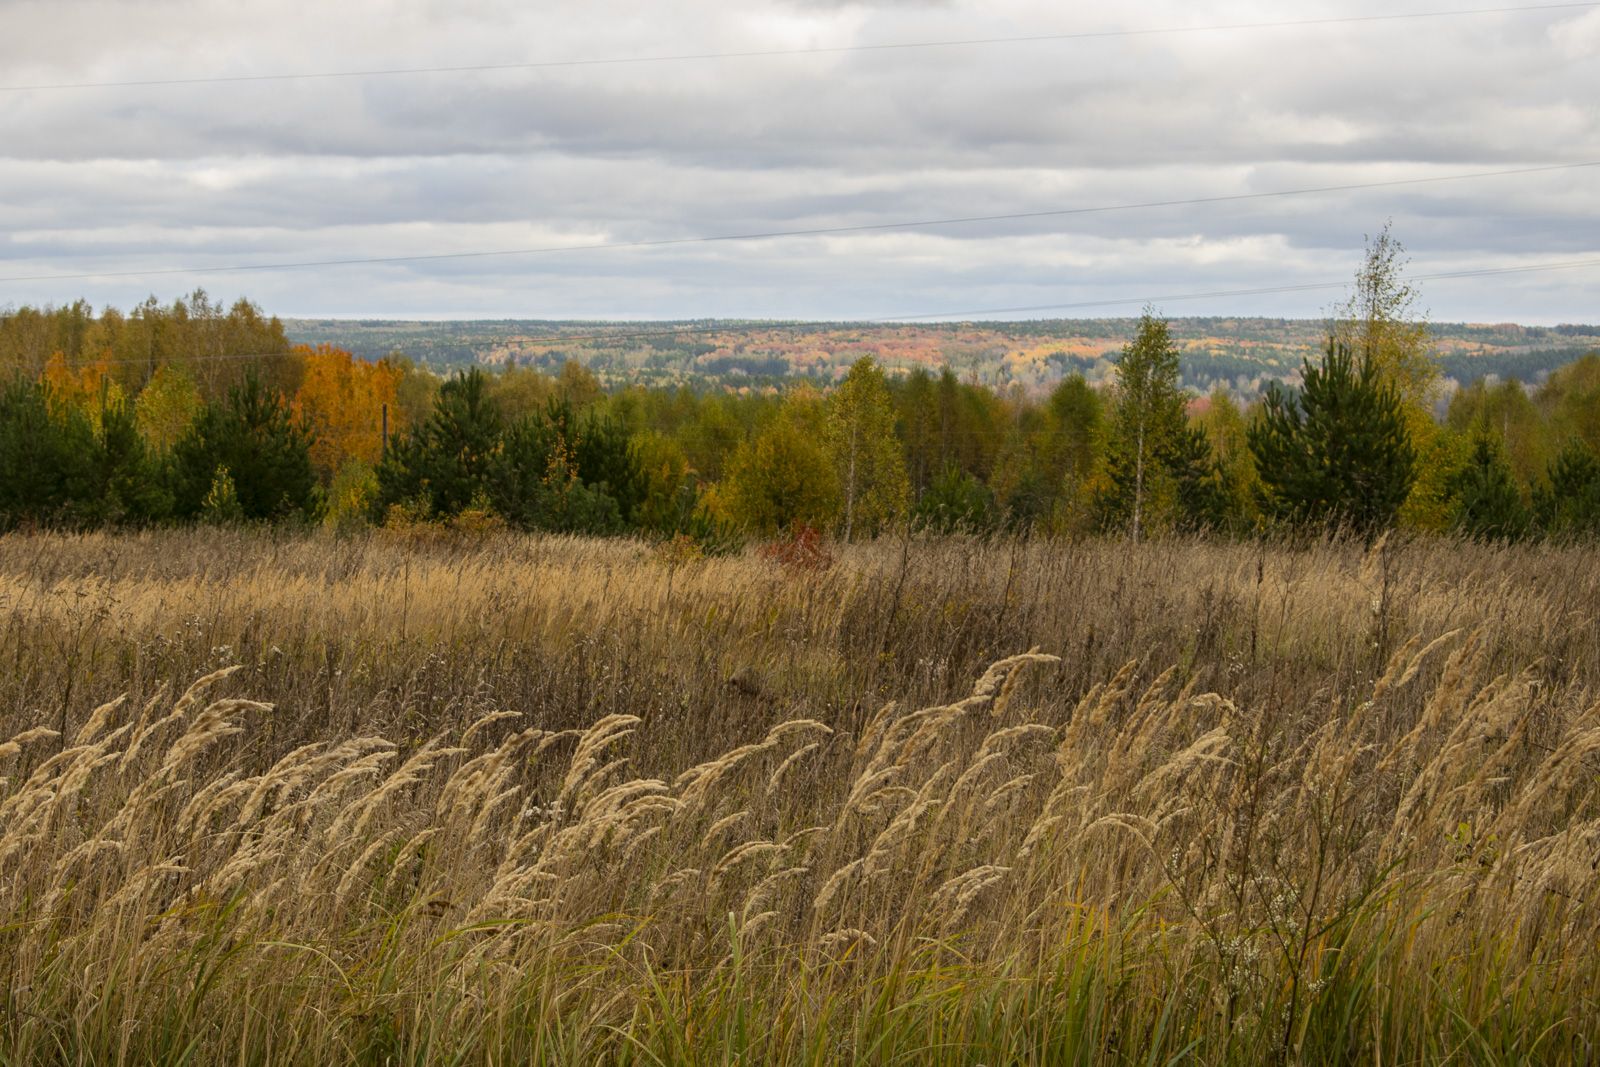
left=278, top=312, right=1599, bottom=328
left=7, top=300, right=1592, bottom=330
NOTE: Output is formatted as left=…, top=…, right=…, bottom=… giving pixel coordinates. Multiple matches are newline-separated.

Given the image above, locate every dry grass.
left=1, top=529, right=1599, bottom=1064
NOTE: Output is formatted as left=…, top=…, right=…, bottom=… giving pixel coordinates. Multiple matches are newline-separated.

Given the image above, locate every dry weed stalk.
left=1, top=531, right=1599, bottom=1062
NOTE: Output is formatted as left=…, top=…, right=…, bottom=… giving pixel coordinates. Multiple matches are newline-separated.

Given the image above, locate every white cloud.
left=1549, top=7, right=1600, bottom=59
left=0, top=0, right=1595, bottom=322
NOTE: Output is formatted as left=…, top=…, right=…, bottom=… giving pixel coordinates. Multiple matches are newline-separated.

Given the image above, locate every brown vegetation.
left=2, top=530, right=1599, bottom=1063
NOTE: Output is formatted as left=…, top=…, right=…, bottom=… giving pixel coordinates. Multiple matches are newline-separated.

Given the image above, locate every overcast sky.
left=1, top=0, right=1597, bottom=323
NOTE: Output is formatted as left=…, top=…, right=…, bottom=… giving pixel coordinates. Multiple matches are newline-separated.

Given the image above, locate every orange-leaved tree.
left=41, top=352, right=126, bottom=432
left=291, top=344, right=403, bottom=479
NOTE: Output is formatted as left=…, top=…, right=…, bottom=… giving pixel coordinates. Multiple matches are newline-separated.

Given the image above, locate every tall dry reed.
left=0, top=529, right=1597, bottom=1063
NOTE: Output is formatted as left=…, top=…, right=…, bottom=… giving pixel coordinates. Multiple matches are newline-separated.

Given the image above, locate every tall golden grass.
left=1, top=529, right=1598, bottom=1063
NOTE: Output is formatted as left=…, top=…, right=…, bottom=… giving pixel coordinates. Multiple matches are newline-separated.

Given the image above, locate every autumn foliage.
left=757, top=521, right=835, bottom=572
left=290, top=344, right=403, bottom=477
left=41, top=352, right=124, bottom=430
left=5, top=281, right=1600, bottom=543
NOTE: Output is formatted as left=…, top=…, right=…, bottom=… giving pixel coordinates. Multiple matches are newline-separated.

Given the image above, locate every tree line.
left=3, top=241, right=1600, bottom=544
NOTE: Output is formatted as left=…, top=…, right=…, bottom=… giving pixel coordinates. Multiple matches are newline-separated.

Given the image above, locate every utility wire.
left=3, top=3, right=1592, bottom=92
left=5, top=160, right=1596, bottom=285
left=880, top=256, right=1600, bottom=321
left=25, top=254, right=1600, bottom=368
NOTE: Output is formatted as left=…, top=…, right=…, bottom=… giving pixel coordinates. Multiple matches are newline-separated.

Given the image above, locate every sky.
left=1, top=0, right=1597, bottom=324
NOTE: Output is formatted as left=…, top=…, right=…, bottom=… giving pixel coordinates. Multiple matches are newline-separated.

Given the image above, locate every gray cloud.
left=1, top=0, right=1597, bottom=322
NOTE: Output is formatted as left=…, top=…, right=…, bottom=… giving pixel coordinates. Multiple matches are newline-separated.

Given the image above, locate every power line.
left=22, top=254, right=1599, bottom=368
left=5, top=161, right=1596, bottom=285
left=880, top=257, right=1600, bottom=322
left=3, top=3, right=1592, bottom=93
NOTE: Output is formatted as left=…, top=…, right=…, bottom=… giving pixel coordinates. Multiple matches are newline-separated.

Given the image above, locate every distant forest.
left=283, top=315, right=1600, bottom=396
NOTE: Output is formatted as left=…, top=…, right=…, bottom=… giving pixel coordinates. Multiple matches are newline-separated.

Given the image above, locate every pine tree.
left=1447, top=433, right=1528, bottom=541
left=1533, top=440, right=1600, bottom=539
left=488, top=398, right=637, bottom=534
left=570, top=404, right=646, bottom=525
left=1169, top=424, right=1232, bottom=534
left=170, top=375, right=318, bottom=523
left=91, top=398, right=170, bottom=525
left=1248, top=340, right=1416, bottom=539
left=200, top=466, right=245, bottom=525
left=913, top=464, right=996, bottom=533
left=1330, top=224, right=1445, bottom=530
left=375, top=367, right=503, bottom=520
left=0, top=377, right=97, bottom=528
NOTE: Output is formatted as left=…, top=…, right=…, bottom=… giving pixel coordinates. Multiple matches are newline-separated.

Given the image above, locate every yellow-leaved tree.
left=291, top=345, right=403, bottom=480
left=133, top=363, right=204, bottom=453
left=717, top=388, right=840, bottom=535
left=1192, top=387, right=1260, bottom=531
left=824, top=356, right=909, bottom=540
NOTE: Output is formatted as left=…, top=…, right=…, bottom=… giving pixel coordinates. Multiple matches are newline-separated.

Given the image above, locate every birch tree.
left=824, top=357, right=909, bottom=540
left=1104, top=309, right=1186, bottom=540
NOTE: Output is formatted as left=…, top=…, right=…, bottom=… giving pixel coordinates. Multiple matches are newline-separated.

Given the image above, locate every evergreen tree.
left=1248, top=341, right=1416, bottom=539
left=1169, top=425, right=1232, bottom=534
left=200, top=466, right=245, bottom=525
left=90, top=399, right=170, bottom=525
left=1533, top=440, right=1600, bottom=539
left=0, top=378, right=98, bottom=528
left=170, top=375, right=318, bottom=523
left=569, top=404, right=646, bottom=525
left=1330, top=224, right=1445, bottom=530
left=914, top=463, right=997, bottom=533
left=375, top=367, right=503, bottom=520
left=1447, top=433, right=1528, bottom=541
left=489, top=398, right=635, bottom=534
left=997, top=466, right=1053, bottom=531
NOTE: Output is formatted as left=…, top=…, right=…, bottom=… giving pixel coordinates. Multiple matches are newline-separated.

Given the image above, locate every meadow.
left=2, top=528, right=1599, bottom=1064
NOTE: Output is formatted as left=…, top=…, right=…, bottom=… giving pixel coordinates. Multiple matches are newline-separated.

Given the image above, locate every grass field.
left=2, top=529, right=1599, bottom=1064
